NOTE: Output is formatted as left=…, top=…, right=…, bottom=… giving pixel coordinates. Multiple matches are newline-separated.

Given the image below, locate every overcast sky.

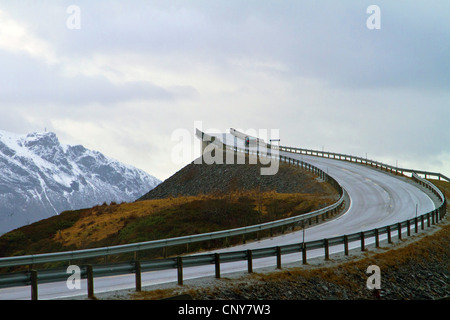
left=0, top=1, right=449, bottom=181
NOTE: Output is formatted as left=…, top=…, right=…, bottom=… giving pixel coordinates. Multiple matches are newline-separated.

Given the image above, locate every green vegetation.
left=0, top=209, right=83, bottom=257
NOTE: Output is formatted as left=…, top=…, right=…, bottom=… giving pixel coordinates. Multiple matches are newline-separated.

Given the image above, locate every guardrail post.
left=247, top=250, right=253, bottom=273
left=86, top=264, right=94, bottom=299
left=276, top=246, right=282, bottom=269
left=421, top=215, right=425, bottom=230
left=360, top=232, right=365, bottom=251
left=215, top=253, right=220, bottom=279
left=135, top=261, right=141, bottom=292
left=387, top=226, right=392, bottom=244
left=407, top=220, right=411, bottom=237
left=432, top=211, right=435, bottom=225
left=30, top=269, right=38, bottom=301
left=324, top=239, right=329, bottom=260
left=415, top=217, right=418, bottom=233
left=302, top=244, right=307, bottom=265
left=427, top=213, right=430, bottom=227
left=343, top=235, right=349, bottom=255
left=397, top=223, right=402, bottom=240
left=177, top=257, right=183, bottom=286
left=374, top=228, right=380, bottom=248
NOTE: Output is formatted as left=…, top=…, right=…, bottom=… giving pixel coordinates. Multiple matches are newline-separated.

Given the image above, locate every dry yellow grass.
left=55, top=190, right=337, bottom=248
left=55, top=196, right=211, bottom=247
left=430, top=179, right=450, bottom=200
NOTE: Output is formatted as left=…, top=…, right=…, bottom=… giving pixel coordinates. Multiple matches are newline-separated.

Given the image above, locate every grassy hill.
left=0, top=160, right=339, bottom=269
left=430, top=179, right=450, bottom=200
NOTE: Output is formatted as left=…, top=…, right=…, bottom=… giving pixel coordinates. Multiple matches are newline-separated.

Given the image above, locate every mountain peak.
left=25, top=131, right=59, bottom=145
left=0, top=129, right=161, bottom=235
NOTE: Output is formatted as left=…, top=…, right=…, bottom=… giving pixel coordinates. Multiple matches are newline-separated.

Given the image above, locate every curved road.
left=0, top=134, right=437, bottom=299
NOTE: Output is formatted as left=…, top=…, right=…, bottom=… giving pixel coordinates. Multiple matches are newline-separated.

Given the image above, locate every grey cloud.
left=0, top=52, right=192, bottom=105
left=3, top=1, right=449, bottom=91
left=0, top=1, right=448, bottom=179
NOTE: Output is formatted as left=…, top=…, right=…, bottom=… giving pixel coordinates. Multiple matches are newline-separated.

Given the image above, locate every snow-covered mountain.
left=0, top=130, right=161, bottom=235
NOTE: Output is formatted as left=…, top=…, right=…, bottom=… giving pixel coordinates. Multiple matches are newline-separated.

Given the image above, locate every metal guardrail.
left=412, top=173, right=446, bottom=202
left=0, top=132, right=346, bottom=269
left=276, top=145, right=450, bottom=182
left=228, top=127, right=448, bottom=182
left=0, top=130, right=447, bottom=300
left=0, top=183, right=445, bottom=299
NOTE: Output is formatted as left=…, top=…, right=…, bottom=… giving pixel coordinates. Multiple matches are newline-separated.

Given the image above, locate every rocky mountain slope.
left=0, top=130, right=160, bottom=235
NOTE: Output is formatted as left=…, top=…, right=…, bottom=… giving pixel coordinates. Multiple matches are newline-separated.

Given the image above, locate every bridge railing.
left=227, top=127, right=449, bottom=182
left=276, top=145, right=449, bottom=182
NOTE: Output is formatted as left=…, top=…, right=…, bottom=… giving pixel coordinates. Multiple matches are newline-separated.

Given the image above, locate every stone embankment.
left=139, top=158, right=336, bottom=200
left=187, top=217, right=450, bottom=300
